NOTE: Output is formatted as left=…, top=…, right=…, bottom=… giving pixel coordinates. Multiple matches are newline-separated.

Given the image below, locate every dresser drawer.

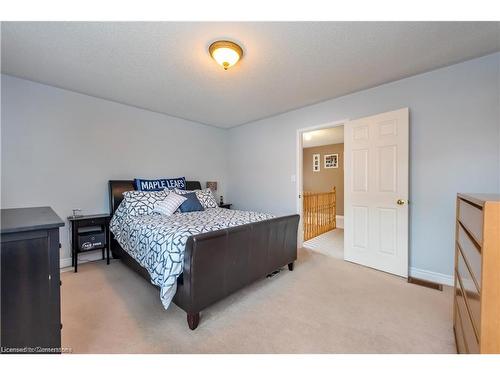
left=457, top=224, right=482, bottom=288
left=458, top=199, right=483, bottom=244
left=454, top=303, right=467, bottom=354
left=455, top=276, right=480, bottom=353
left=456, top=259, right=481, bottom=336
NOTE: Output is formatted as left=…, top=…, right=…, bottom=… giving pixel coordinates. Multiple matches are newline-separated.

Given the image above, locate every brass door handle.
left=397, top=199, right=408, bottom=205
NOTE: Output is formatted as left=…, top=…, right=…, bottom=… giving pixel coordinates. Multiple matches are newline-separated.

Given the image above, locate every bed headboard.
left=108, top=180, right=202, bottom=215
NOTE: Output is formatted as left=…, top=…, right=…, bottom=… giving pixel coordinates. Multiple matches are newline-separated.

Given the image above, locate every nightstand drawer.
left=76, top=218, right=107, bottom=227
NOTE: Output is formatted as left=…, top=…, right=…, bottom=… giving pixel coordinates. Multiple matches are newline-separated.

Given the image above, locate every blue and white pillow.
left=178, top=192, right=205, bottom=213
left=134, top=177, right=186, bottom=191
left=175, top=188, right=218, bottom=209
left=152, top=192, right=187, bottom=216
left=123, top=190, right=169, bottom=216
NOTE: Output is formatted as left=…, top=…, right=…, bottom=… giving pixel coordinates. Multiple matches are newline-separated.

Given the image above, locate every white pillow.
left=153, top=192, right=187, bottom=216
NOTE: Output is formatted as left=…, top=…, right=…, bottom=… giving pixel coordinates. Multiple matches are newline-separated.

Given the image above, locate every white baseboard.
left=409, top=267, right=454, bottom=286
left=336, top=215, right=344, bottom=229
left=59, top=250, right=105, bottom=272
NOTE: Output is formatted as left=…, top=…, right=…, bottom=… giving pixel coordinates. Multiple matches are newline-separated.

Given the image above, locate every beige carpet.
left=304, top=228, right=344, bottom=259
left=60, top=249, right=456, bottom=354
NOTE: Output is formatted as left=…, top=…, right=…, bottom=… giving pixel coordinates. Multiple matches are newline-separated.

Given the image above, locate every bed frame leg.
left=288, top=262, right=294, bottom=271
left=187, top=312, right=200, bottom=330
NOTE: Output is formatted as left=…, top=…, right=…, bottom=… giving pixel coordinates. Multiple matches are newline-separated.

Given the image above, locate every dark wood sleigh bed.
left=108, top=180, right=300, bottom=330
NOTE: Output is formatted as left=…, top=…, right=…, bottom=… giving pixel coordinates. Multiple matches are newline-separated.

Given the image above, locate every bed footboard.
left=173, top=214, right=299, bottom=329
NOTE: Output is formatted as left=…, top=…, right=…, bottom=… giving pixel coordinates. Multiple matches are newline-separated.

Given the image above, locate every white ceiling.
left=303, top=126, right=344, bottom=148
left=2, top=22, right=499, bottom=128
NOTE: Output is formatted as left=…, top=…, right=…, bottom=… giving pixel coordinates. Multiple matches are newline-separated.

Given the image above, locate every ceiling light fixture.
left=209, top=40, right=243, bottom=70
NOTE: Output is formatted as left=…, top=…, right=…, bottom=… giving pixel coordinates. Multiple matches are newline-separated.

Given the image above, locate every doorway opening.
left=297, top=109, right=409, bottom=277
left=297, top=122, right=345, bottom=259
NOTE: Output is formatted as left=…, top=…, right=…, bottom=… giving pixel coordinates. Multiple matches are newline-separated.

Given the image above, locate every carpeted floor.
left=60, top=249, right=456, bottom=354
left=303, top=229, right=344, bottom=259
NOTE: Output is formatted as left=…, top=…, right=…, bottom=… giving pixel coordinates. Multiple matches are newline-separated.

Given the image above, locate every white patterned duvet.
left=110, top=203, right=274, bottom=309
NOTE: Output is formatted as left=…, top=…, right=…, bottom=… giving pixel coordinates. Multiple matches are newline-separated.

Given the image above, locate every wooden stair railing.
left=303, top=187, right=336, bottom=241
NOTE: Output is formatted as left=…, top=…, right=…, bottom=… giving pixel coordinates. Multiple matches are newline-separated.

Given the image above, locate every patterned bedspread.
left=110, top=203, right=274, bottom=309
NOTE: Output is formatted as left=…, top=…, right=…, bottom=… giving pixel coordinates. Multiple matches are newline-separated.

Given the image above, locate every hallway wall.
left=302, top=143, right=344, bottom=215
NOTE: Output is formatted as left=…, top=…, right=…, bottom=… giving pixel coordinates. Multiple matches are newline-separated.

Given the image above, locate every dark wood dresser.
left=1, top=206, right=64, bottom=354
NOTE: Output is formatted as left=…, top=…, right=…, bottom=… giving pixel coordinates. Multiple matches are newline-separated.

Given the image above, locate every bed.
left=108, top=180, right=300, bottom=330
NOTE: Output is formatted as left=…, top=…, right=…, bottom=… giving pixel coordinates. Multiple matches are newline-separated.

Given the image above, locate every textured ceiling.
left=303, top=126, right=344, bottom=148
left=2, top=22, right=499, bottom=128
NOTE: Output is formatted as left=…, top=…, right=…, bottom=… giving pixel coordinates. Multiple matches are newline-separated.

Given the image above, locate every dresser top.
left=1, top=206, right=64, bottom=234
left=458, top=193, right=500, bottom=207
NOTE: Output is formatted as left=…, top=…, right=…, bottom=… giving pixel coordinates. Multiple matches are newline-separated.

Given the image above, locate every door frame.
left=295, top=118, right=349, bottom=248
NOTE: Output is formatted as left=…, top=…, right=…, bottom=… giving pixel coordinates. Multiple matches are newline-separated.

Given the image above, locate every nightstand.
left=68, top=214, right=111, bottom=272
left=219, top=203, right=232, bottom=209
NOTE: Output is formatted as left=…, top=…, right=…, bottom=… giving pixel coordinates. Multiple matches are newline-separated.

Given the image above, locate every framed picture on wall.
left=313, top=154, right=320, bottom=172
left=324, top=154, right=338, bottom=169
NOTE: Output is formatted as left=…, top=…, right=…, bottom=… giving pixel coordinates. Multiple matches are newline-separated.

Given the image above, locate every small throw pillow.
left=152, top=192, right=187, bottom=216
left=175, top=188, right=218, bottom=209
left=178, top=192, right=205, bottom=213
left=194, top=188, right=218, bottom=208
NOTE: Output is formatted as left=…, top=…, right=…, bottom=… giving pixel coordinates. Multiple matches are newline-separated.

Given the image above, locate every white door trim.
left=295, top=118, right=349, bottom=248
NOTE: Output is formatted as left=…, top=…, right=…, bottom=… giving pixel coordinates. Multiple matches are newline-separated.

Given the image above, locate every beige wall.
left=303, top=143, right=344, bottom=215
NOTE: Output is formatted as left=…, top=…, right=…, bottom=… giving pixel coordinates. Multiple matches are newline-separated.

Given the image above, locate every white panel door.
left=344, top=108, right=409, bottom=277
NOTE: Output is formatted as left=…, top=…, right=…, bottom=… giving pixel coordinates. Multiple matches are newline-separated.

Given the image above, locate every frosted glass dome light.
left=209, top=40, right=243, bottom=70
